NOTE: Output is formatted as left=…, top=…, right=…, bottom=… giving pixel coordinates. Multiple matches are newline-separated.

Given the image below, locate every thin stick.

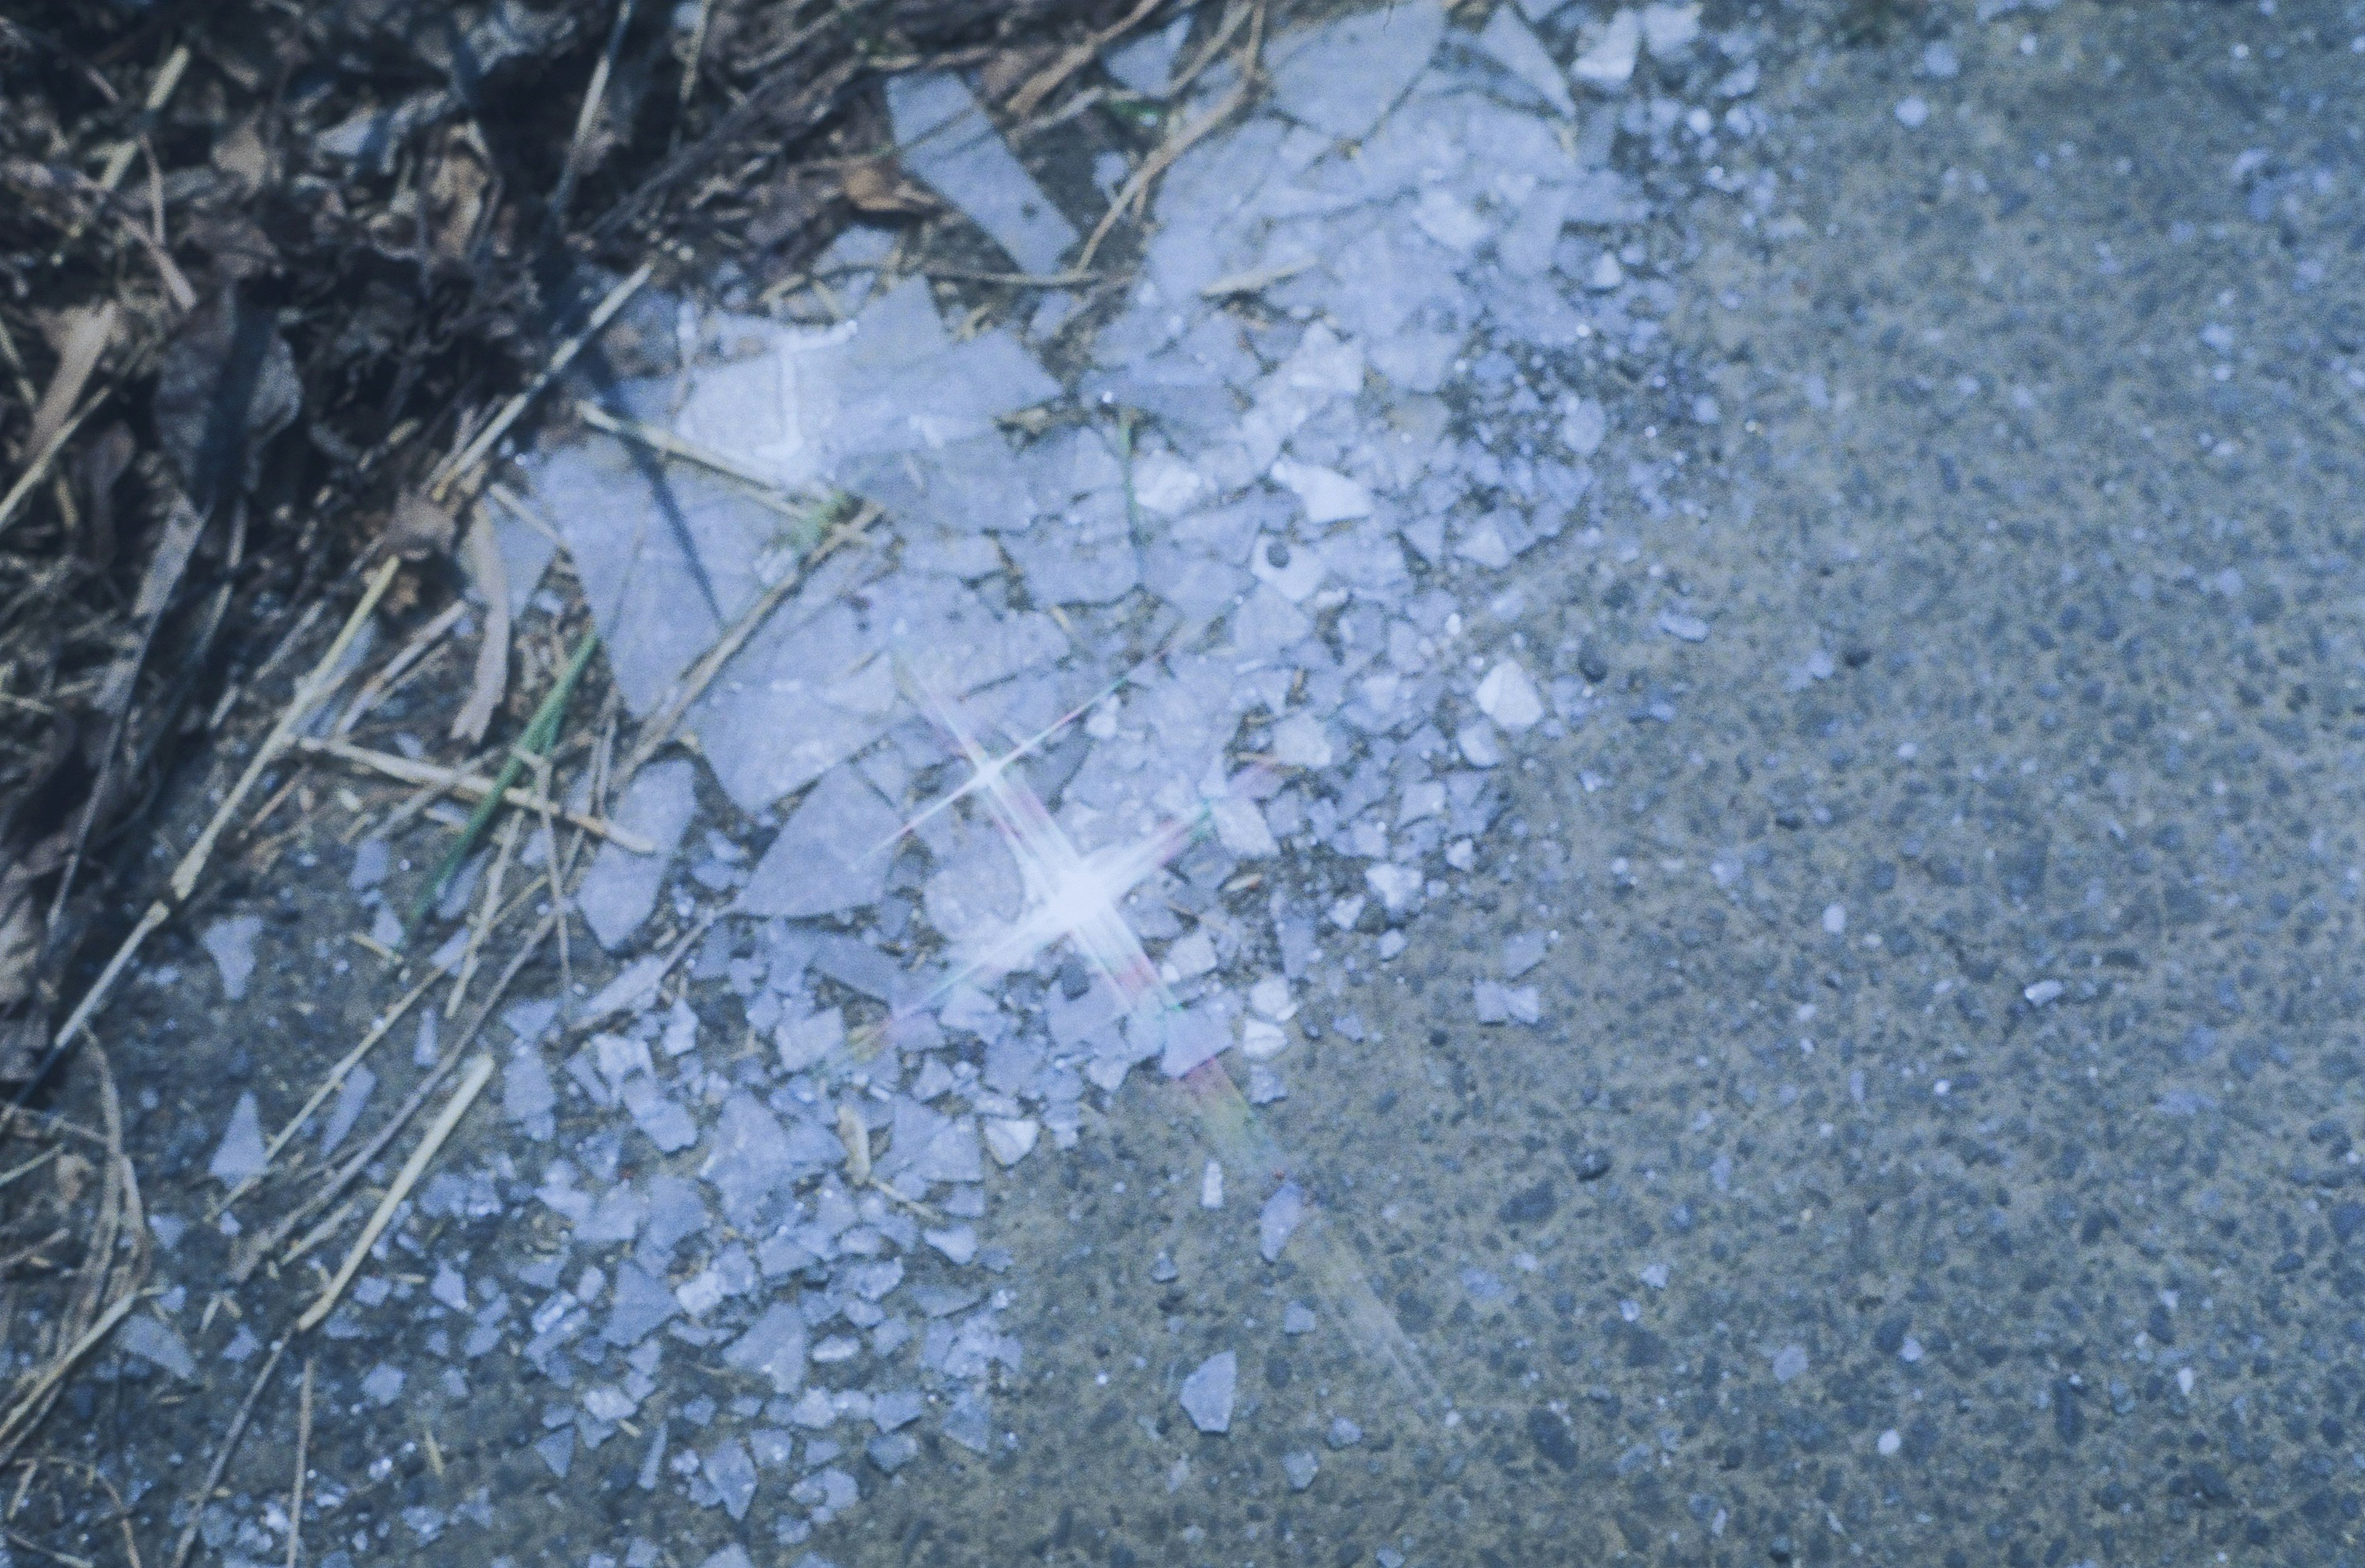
left=446, top=812, right=522, bottom=1018
left=671, top=0, right=716, bottom=146
left=334, top=599, right=467, bottom=737
left=166, top=1337, right=287, bottom=1568
left=232, top=911, right=556, bottom=1282
left=411, top=631, right=597, bottom=922
left=551, top=0, right=639, bottom=227
left=285, top=1359, right=313, bottom=1568
left=172, top=558, right=402, bottom=903
left=619, top=499, right=876, bottom=777
left=296, top=1054, right=495, bottom=1333
left=211, top=966, right=446, bottom=1218
left=294, top=737, right=651, bottom=851
left=573, top=400, right=805, bottom=499
left=431, top=262, right=655, bottom=498
left=0, top=1293, right=139, bottom=1459
left=0, top=394, right=102, bottom=541
left=1002, top=0, right=1168, bottom=120
left=1078, top=1, right=1263, bottom=271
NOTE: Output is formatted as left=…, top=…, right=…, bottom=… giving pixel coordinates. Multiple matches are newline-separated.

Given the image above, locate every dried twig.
left=430, top=262, right=655, bottom=499
left=295, top=1053, right=493, bottom=1333
left=334, top=599, right=467, bottom=737
left=552, top=0, right=639, bottom=227
left=1003, top=0, right=1170, bottom=121
left=211, top=964, right=447, bottom=1218
left=293, top=737, right=651, bottom=851
left=232, top=910, right=557, bottom=1282
left=166, top=1336, right=287, bottom=1568
left=411, top=629, right=596, bottom=922
left=619, top=499, right=877, bottom=778
left=1078, top=1, right=1264, bottom=271
left=285, top=1359, right=313, bottom=1568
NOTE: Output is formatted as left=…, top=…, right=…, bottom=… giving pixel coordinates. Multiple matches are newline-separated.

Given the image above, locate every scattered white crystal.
left=1561, top=397, right=1608, bottom=455
left=982, top=1117, right=1040, bottom=1167
left=202, top=916, right=262, bottom=1002
left=1472, top=5, right=1576, bottom=116
left=1200, top=1160, right=1225, bottom=1210
left=1658, top=609, right=1709, bottom=642
left=207, top=1092, right=268, bottom=1186
left=1571, top=10, right=1639, bottom=88
left=1638, top=2, right=1701, bottom=55
left=1179, top=1351, right=1238, bottom=1434
left=737, top=767, right=902, bottom=919
left=1474, top=661, right=1544, bottom=731
left=1269, top=712, right=1333, bottom=767
left=576, top=761, right=698, bottom=951
left=1770, top=1344, right=1809, bottom=1383
left=1894, top=95, right=1930, bottom=129
left=119, top=1314, right=197, bottom=1381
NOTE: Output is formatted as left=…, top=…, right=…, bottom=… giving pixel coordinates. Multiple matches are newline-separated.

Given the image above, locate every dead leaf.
left=449, top=506, right=509, bottom=745
left=384, top=488, right=457, bottom=559
left=23, top=303, right=116, bottom=463
left=841, top=157, right=936, bottom=217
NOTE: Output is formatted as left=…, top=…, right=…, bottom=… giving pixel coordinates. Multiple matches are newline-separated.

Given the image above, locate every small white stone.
left=1179, top=1352, right=1237, bottom=1434
left=1474, top=660, right=1545, bottom=731
left=982, top=1117, right=1040, bottom=1168
left=1821, top=903, right=1846, bottom=935
left=1877, top=1428, right=1902, bottom=1457
left=1894, top=95, right=1930, bottom=128
left=1200, top=1160, right=1224, bottom=1210
left=2023, top=979, right=2064, bottom=1006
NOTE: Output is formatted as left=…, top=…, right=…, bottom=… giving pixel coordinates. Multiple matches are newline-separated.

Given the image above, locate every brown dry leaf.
left=384, top=489, right=458, bottom=559
left=841, top=157, right=936, bottom=217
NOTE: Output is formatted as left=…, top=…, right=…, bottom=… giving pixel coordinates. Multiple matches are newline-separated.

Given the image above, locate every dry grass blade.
left=166, top=1336, right=286, bottom=1568
left=232, top=909, right=557, bottom=1283
left=573, top=400, right=806, bottom=501
left=212, top=964, right=446, bottom=1218
left=430, top=262, right=655, bottom=498
left=552, top=0, right=640, bottom=227
left=1077, top=1, right=1266, bottom=270
left=1005, top=0, right=1171, bottom=119
left=0, top=1293, right=139, bottom=1463
left=335, top=599, right=467, bottom=737
left=285, top=1359, right=313, bottom=1568
left=0, top=394, right=103, bottom=542
left=295, top=1053, right=494, bottom=1333
left=293, top=737, right=652, bottom=851
left=172, top=557, right=402, bottom=904
left=619, top=499, right=878, bottom=778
